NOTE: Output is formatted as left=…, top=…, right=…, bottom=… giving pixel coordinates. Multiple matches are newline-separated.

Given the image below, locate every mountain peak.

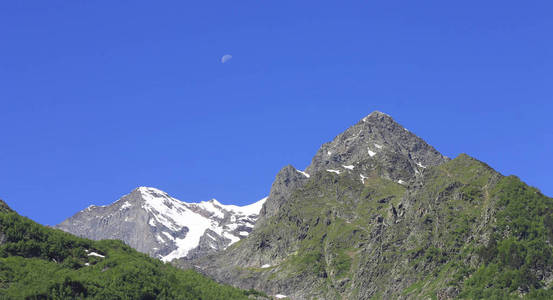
left=305, top=112, right=448, bottom=183
left=135, top=186, right=166, bottom=195
left=57, top=187, right=266, bottom=262
left=207, top=198, right=221, bottom=205
left=362, top=110, right=392, bottom=121
left=257, top=113, right=448, bottom=226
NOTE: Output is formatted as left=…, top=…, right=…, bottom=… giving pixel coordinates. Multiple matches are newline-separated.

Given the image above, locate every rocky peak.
left=305, top=111, right=448, bottom=184
left=57, top=187, right=266, bottom=262
left=256, top=112, right=449, bottom=225
left=132, top=186, right=173, bottom=204
left=257, top=165, right=310, bottom=223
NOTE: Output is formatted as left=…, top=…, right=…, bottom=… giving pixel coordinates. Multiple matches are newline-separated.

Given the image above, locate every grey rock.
left=257, top=165, right=310, bottom=226
left=57, top=187, right=265, bottom=262
left=305, top=111, right=448, bottom=185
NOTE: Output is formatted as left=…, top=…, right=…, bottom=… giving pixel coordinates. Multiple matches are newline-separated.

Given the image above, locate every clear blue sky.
left=1, top=1, right=551, bottom=225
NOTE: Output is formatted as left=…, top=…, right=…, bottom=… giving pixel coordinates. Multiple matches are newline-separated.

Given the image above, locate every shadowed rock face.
left=56, top=187, right=266, bottom=262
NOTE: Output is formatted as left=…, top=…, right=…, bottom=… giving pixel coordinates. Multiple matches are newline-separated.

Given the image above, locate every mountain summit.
left=258, top=111, right=448, bottom=223
left=305, top=111, right=448, bottom=181
left=57, top=187, right=266, bottom=261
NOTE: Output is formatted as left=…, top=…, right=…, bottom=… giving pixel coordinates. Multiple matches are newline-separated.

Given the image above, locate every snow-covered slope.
left=56, top=187, right=266, bottom=262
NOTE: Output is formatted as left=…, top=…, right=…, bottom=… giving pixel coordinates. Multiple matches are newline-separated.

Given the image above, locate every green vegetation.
left=16, top=152, right=547, bottom=299
left=0, top=200, right=262, bottom=299
left=238, top=154, right=553, bottom=299
left=459, top=176, right=553, bottom=298
left=245, top=166, right=407, bottom=295
left=394, top=156, right=553, bottom=299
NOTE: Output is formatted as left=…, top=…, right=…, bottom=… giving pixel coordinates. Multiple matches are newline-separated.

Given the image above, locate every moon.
left=221, top=54, right=232, bottom=63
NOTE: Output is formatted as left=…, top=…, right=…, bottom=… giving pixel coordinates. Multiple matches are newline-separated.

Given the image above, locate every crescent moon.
left=221, top=54, right=232, bottom=63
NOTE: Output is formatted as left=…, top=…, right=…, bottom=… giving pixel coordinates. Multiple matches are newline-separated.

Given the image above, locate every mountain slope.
left=57, top=187, right=266, bottom=261
left=0, top=199, right=265, bottom=299
left=182, top=112, right=553, bottom=299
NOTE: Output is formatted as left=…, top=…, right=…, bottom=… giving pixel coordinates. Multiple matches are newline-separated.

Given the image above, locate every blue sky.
left=0, top=1, right=551, bottom=225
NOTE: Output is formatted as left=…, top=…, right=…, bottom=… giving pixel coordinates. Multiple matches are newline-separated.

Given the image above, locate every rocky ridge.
left=57, top=187, right=266, bottom=261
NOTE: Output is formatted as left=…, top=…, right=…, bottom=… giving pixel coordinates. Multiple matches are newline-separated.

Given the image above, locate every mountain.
left=257, top=111, right=448, bottom=224
left=57, top=187, right=266, bottom=261
left=180, top=111, right=553, bottom=299
left=0, top=198, right=266, bottom=299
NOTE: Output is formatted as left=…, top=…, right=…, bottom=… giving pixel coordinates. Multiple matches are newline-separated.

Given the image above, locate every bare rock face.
left=305, top=111, right=448, bottom=184
left=257, top=165, right=310, bottom=226
left=56, top=187, right=266, bottom=262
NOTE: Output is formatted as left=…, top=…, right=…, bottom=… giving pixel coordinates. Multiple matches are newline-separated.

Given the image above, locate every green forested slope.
left=460, top=175, right=553, bottom=298
left=0, top=200, right=264, bottom=299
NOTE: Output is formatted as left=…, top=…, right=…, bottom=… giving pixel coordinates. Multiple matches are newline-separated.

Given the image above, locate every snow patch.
left=86, top=204, right=107, bottom=211
left=374, top=143, right=383, bottom=149
left=397, top=179, right=406, bottom=185
left=343, top=165, right=354, bottom=170
left=87, top=252, right=105, bottom=258
left=416, top=162, right=427, bottom=168
left=162, top=232, right=175, bottom=241
left=139, top=188, right=219, bottom=261
left=296, top=169, right=310, bottom=178
left=120, top=201, right=132, bottom=210
left=326, top=169, right=341, bottom=175
left=275, top=295, right=287, bottom=299
left=206, top=232, right=217, bottom=240
left=156, top=235, right=166, bottom=243
left=197, top=200, right=225, bottom=219
left=223, top=232, right=240, bottom=245
left=327, top=151, right=332, bottom=156
left=368, top=149, right=376, bottom=157
left=360, top=174, right=368, bottom=184
left=213, top=197, right=267, bottom=217
left=239, top=231, right=249, bottom=236
left=225, top=223, right=239, bottom=231
left=261, top=264, right=271, bottom=268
